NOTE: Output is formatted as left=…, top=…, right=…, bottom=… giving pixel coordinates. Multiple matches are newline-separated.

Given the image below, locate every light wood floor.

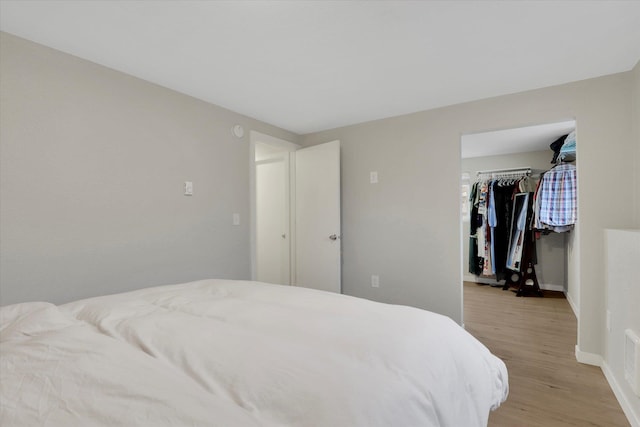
left=463, top=281, right=630, bottom=427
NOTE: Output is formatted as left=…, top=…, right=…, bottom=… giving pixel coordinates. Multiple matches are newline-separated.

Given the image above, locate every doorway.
left=250, top=132, right=342, bottom=293
left=255, top=143, right=293, bottom=285
left=460, top=119, right=579, bottom=317
left=251, top=132, right=299, bottom=285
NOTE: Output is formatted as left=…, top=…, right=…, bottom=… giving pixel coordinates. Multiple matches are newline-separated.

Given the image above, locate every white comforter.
left=0, top=301, right=261, bottom=426
left=58, top=279, right=508, bottom=427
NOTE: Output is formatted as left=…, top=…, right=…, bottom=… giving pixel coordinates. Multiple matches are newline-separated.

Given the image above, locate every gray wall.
left=633, top=60, right=640, bottom=228
left=605, top=230, right=640, bottom=425
left=461, top=150, right=567, bottom=290
left=0, top=33, right=298, bottom=305
left=301, top=72, right=636, bottom=358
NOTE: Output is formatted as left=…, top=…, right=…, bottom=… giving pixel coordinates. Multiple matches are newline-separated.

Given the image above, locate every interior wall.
left=0, top=32, right=298, bottom=305
left=633, top=60, right=640, bottom=228
left=461, top=150, right=567, bottom=291
left=565, top=226, right=580, bottom=318
left=300, top=71, right=635, bottom=357
left=605, top=229, right=640, bottom=426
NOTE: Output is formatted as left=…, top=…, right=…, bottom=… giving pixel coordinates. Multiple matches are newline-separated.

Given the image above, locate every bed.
left=1, top=279, right=508, bottom=426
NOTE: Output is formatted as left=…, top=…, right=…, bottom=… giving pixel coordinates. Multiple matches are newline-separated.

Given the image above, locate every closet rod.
left=476, top=167, right=531, bottom=176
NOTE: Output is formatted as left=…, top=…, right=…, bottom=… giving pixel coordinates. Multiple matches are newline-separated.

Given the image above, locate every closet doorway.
left=460, top=120, right=578, bottom=316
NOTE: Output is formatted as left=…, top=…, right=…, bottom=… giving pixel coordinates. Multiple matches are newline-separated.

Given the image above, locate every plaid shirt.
left=538, top=164, right=577, bottom=227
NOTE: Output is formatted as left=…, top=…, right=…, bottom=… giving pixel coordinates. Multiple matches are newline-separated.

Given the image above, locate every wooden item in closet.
left=502, top=230, right=543, bottom=297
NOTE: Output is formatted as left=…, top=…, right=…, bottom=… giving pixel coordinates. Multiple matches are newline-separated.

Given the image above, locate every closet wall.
left=462, top=150, right=567, bottom=291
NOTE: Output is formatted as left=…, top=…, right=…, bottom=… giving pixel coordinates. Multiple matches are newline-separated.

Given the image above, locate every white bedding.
left=55, top=279, right=509, bottom=427
left=0, top=301, right=261, bottom=426
left=1, top=280, right=507, bottom=426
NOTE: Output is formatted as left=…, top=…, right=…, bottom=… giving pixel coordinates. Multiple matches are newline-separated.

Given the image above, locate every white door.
left=255, top=153, right=290, bottom=285
left=295, top=140, right=341, bottom=293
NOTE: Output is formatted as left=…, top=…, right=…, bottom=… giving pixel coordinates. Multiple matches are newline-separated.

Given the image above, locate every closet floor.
left=463, top=281, right=630, bottom=427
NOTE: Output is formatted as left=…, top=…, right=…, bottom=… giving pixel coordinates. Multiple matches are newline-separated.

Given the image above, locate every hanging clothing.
left=490, top=182, right=517, bottom=281
left=469, top=175, right=522, bottom=281
left=468, top=182, right=483, bottom=276
left=469, top=180, right=490, bottom=276
left=536, top=163, right=577, bottom=230
left=506, top=193, right=530, bottom=271
left=488, top=182, right=498, bottom=275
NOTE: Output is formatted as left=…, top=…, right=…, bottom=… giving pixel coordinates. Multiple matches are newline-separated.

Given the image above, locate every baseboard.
left=602, top=362, right=640, bottom=427
left=539, top=283, right=564, bottom=292
left=565, top=292, right=579, bottom=319
left=464, top=275, right=500, bottom=285
left=575, top=345, right=603, bottom=366
left=465, top=276, right=565, bottom=292
left=574, top=348, right=639, bottom=426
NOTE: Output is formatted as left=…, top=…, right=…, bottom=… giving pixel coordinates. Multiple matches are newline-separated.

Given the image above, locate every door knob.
left=329, top=234, right=339, bottom=241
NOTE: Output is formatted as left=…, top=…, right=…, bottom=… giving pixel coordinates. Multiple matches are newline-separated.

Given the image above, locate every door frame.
left=250, top=131, right=300, bottom=283
left=458, top=118, right=580, bottom=341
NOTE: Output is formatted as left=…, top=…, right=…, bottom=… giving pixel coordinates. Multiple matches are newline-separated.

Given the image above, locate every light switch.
left=370, top=171, right=378, bottom=184
left=233, top=213, right=240, bottom=226
left=184, top=181, right=193, bottom=196
left=371, top=275, right=380, bottom=288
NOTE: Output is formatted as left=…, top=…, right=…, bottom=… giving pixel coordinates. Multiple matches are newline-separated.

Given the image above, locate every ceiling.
left=1, top=1, right=639, bottom=135
left=461, top=120, right=576, bottom=159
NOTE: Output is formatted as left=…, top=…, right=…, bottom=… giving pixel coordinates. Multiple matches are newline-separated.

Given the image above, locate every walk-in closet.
left=461, top=120, right=578, bottom=307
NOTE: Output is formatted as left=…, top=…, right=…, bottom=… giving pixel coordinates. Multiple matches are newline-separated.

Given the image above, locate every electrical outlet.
left=184, top=181, right=193, bottom=196
left=371, top=275, right=380, bottom=288
left=370, top=171, right=378, bottom=184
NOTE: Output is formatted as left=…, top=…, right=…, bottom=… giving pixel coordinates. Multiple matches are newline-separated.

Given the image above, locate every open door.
left=294, top=140, right=341, bottom=293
